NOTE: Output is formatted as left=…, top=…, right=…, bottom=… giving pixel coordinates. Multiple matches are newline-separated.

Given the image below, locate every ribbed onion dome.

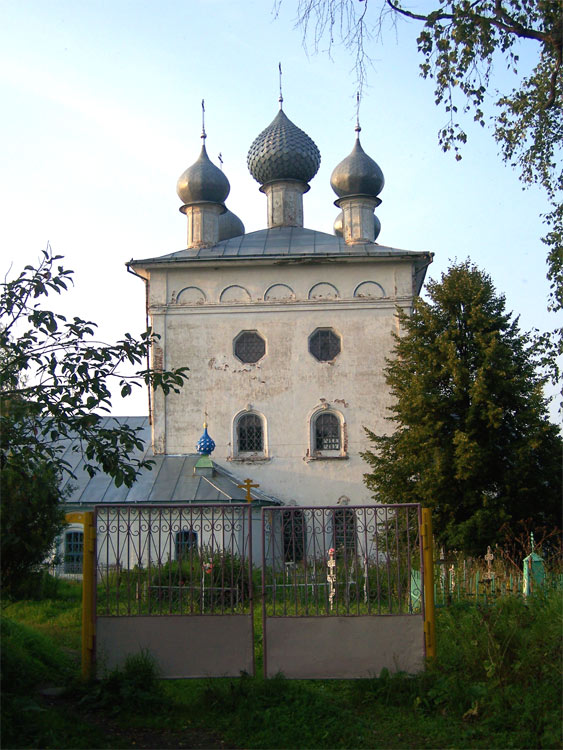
left=334, top=210, right=381, bottom=240
left=247, top=109, right=321, bottom=185
left=330, top=136, right=384, bottom=199
left=177, top=144, right=230, bottom=205
left=195, top=423, right=216, bottom=456
left=218, top=208, right=245, bottom=241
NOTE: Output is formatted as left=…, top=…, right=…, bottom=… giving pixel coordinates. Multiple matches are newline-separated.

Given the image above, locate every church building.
left=57, top=99, right=433, bottom=575
left=126, top=102, right=433, bottom=509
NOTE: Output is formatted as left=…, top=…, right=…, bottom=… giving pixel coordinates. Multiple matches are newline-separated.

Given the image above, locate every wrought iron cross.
left=238, top=477, right=259, bottom=503
left=484, top=545, right=494, bottom=579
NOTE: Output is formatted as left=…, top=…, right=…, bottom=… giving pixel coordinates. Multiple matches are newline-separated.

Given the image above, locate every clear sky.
left=1, top=0, right=559, bottom=420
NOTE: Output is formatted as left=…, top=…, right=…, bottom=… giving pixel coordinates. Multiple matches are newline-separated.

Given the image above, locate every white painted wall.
left=143, top=255, right=421, bottom=506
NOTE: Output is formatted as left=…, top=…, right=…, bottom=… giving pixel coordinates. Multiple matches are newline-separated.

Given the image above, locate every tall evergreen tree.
left=363, top=262, right=561, bottom=555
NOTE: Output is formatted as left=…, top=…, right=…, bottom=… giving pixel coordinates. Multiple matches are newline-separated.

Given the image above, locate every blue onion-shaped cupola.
left=196, top=422, right=216, bottom=455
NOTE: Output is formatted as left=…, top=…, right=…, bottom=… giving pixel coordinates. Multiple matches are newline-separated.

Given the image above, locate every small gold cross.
left=238, top=477, right=259, bottom=503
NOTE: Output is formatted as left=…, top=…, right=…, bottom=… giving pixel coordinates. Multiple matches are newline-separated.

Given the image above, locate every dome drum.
left=261, top=179, right=309, bottom=229
left=336, top=196, right=380, bottom=245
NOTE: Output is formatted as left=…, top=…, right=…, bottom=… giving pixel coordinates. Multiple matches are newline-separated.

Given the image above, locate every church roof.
left=129, top=226, right=431, bottom=265
left=59, top=416, right=282, bottom=508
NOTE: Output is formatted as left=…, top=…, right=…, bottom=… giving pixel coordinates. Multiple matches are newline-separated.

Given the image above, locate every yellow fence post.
left=421, top=507, right=436, bottom=660
left=65, top=512, right=95, bottom=680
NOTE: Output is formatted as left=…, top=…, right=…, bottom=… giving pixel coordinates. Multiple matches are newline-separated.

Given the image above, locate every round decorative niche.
left=175, top=286, right=206, bottom=304
left=353, top=281, right=385, bottom=299
left=308, top=282, right=340, bottom=300
left=220, top=285, right=251, bottom=303
left=234, top=330, right=266, bottom=363
left=309, top=327, right=341, bottom=362
left=264, top=283, right=295, bottom=301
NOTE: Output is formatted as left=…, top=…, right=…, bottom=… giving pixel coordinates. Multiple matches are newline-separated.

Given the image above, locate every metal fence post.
left=65, top=512, right=95, bottom=680
left=421, top=508, right=436, bottom=659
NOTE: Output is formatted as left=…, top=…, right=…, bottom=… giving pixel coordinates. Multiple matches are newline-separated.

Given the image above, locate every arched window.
left=314, top=412, right=341, bottom=451
left=64, top=530, right=83, bottom=574
left=237, top=413, right=264, bottom=453
left=175, top=530, right=198, bottom=559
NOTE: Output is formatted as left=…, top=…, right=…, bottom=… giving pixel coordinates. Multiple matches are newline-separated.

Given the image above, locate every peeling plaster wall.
left=146, top=258, right=418, bottom=506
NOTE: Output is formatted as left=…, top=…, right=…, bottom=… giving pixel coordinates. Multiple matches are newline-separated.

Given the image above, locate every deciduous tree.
left=0, top=250, right=188, bottom=593
left=362, top=262, right=562, bottom=555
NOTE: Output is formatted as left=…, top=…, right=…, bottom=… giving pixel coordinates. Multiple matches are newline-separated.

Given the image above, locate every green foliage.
left=83, top=650, right=164, bottom=713
left=0, top=249, right=188, bottom=595
left=0, top=248, right=188, bottom=489
left=0, top=464, right=66, bottom=596
left=363, top=262, right=562, bottom=555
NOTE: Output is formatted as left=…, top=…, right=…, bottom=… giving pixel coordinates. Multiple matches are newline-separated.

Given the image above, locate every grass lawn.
left=2, top=577, right=561, bottom=749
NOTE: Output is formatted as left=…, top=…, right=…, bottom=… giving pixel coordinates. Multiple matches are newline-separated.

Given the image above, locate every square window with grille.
left=238, top=414, right=263, bottom=452
left=309, top=328, right=341, bottom=361
left=314, top=413, right=341, bottom=451
left=64, top=531, right=83, bottom=574
left=333, top=509, right=356, bottom=554
left=175, top=530, right=198, bottom=559
left=282, top=510, right=306, bottom=562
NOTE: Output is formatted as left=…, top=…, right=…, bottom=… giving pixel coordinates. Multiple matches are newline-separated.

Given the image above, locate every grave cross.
left=238, top=477, right=259, bottom=503
left=484, top=545, right=494, bottom=581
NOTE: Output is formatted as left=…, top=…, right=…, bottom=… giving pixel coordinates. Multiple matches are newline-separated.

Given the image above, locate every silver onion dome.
left=334, top=210, right=381, bottom=240
left=218, top=208, right=245, bottom=241
left=177, top=143, right=230, bottom=205
left=247, top=109, right=321, bottom=185
left=330, top=137, right=384, bottom=199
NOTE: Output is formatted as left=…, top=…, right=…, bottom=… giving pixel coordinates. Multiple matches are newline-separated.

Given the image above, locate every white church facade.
left=129, top=104, right=432, bottom=508
left=57, top=102, right=432, bottom=573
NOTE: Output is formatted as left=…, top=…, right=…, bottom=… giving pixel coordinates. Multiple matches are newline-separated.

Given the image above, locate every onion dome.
left=195, top=422, right=216, bottom=455
left=334, top=210, right=381, bottom=241
left=247, top=109, right=321, bottom=185
left=177, top=144, right=230, bottom=205
left=218, top=208, right=245, bottom=241
left=330, top=135, right=384, bottom=199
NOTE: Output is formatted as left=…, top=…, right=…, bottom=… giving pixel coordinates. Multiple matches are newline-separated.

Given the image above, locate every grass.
left=2, top=575, right=562, bottom=749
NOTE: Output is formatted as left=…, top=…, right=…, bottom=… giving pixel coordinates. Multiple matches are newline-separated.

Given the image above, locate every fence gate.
left=94, top=504, right=254, bottom=678
left=261, top=504, right=427, bottom=679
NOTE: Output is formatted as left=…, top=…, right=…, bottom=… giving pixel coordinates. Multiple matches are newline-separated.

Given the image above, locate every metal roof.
left=129, top=226, right=432, bottom=266
left=59, top=416, right=282, bottom=507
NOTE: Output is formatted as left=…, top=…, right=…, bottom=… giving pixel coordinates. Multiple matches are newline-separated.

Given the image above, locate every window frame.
left=308, top=327, right=341, bottom=362
left=233, top=330, right=266, bottom=364
left=175, top=529, right=198, bottom=560
left=309, top=408, right=346, bottom=459
left=64, top=530, right=83, bottom=574
left=233, top=410, right=268, bottom=458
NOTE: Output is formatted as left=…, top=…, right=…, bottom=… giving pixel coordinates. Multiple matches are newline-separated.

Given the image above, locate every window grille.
left=309, top=328, right=341, bottom=361
left=333, top=509, right=356, bottom=553
left=282, top=510, right=306, bottom=562
left=238, top=413, right=263, bottom=452
left=175, top=529, right=198, bottom=559
left=234, top=331, right=265, bottom=363
left=315, top=413, right=341, bottom=451
left=64, top=531, right=83, bottom=574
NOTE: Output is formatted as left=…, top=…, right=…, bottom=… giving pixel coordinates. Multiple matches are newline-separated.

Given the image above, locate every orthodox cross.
left=278, top=62, right=283, bottom=109
left=238, top=477, right=259, bottom=503
left=201, top=99, right=206, bottom=141
left=484, top=545, right=494, bottom=580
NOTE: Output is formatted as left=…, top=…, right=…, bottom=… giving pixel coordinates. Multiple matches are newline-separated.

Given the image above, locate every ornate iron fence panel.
left=94, top=504, right=254, bottom=678
left=261, top=504, right=426, bottom=678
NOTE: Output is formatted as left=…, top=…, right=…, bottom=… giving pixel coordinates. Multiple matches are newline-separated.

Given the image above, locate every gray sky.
left=1, top=0, right=559, bottom=420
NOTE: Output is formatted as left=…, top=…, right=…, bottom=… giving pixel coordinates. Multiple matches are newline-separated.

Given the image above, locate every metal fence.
left=262, top=504, right=423, bottom=617
left=95, top=505, right=253, bottom=617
